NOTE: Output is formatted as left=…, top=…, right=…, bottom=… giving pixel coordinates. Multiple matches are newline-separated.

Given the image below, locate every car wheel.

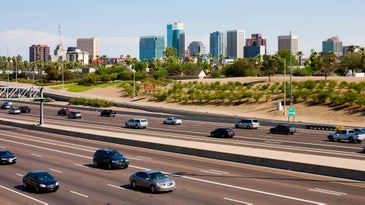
left=328, top=136, right=334, bottom=141
left=35, top=186, right=40, bottom=193
left=23, top=182, right=27, bottom=190
left=222, top=134, right=226, bottom=138
left=135, top=125, right=138, bottom=129
left=107, top=163, right=112, bottom=170
left=235, top=124, right=239, bottom=128
left=131, top=180, right=137, bottom=189
left=94, top=160, right=98, bottom=167
left=150, top=185, right=156, bottom=193
left=349, top=137, right=355, bottom=143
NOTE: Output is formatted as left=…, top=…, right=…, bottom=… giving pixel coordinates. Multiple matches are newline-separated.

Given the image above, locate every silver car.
left=125, top=118, right=148, bottom=129
left=129, top=170, right=175, bottom=193
left=235, top=119, right=260, bottom=129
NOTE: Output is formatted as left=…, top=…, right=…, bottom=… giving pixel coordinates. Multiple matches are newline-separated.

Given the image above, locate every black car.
left=100, top=109, right=116, bottom=117
left=22, top=170, right=59, bottom=193
left=210, top=128, right=235, bottom=138
left=1, top=101, right=13, bottom=109
left=57, top=108, right=72, bottom=116
left=68, top=111, right=82, bottom=119
left=93, top=149, right=129, bottom=169
left=270, top=124, right=296, bottom=135
left=19, top=106, right=31, bottom=113
left=0, top=150, right=17, bottom=164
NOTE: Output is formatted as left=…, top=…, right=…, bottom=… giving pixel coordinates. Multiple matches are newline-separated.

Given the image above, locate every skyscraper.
left=188, top=41, right=206, bottom=57
left=139, top=36, right=165, bottom=61
left=29, top=45, right=50, bottom=62
left=210, top=31, right=226, bottom=59
left=226, top=30, right=245, bottom=59
left=322, top=36, right=343, bottom=56
left=167, top=22, right=185, bottom=58
left=278, top=35, right=298, bottom=55
left=77, top=37, right=99, bottom=59
left=244, top=33, right=266, bottom=58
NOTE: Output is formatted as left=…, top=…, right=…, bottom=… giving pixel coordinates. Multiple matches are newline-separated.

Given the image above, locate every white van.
left=235, top=119, right=260, bottom=129
left=125, top=118, right=148, bottom=129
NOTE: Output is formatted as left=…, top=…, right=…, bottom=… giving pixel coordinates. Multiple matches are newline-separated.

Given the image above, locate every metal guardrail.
left=306, top=124, right=337, bottom=131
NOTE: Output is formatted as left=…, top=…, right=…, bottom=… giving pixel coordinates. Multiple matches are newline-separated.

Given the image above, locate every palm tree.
left=219, top=54, right=225, bottom=67
left=297, top=51, right=304, bottom=66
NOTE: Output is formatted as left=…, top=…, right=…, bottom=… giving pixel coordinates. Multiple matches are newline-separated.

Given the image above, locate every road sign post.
left=288, top=107, right=295, bottom=123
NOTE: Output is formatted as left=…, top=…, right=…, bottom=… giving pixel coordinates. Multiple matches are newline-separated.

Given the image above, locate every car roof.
left=27, top=170, right=49, bottom=174
left=139, top=170, right=161, bottom=174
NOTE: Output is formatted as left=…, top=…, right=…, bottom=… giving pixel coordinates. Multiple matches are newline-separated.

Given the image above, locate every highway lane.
left=1, top=102, right=365, bottom=160
left=0, top=125, right=365, bottom=205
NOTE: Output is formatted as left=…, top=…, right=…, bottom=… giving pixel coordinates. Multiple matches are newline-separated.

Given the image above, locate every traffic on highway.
left=0, top=101, right=365, bottom=204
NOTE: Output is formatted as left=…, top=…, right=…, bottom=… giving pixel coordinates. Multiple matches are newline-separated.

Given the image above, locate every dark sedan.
left=0, top=150, right=17, bottom=164
left=270, top=124, right=296, bottom=135
left=210, top=128, right=235, bottom=138
left=93, top=149, right=129, bottom=169
left=23, top=170, right=59, bottom=193
left=19, top=106, right=31, bottom=113
left=100, top=109, right=116, bottom=117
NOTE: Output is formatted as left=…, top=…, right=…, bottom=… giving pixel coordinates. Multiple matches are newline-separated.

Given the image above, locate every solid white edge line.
left=107, top=184, right=125, bottom=190
left=0, top=185, right=48, bottom=205
left=49, top=168, right=63, bottom=173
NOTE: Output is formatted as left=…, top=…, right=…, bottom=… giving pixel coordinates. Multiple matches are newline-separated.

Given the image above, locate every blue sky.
left=0, top=0, right=364, bottom=60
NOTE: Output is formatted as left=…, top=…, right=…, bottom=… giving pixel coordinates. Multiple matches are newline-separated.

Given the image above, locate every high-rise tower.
left=226, top=30, right=245, bottom=59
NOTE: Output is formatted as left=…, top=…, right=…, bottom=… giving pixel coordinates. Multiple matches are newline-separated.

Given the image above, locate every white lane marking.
left=70, top=190, right=89, bottom=198
left=0, top=185, right=48, bottom=205
left=31, top=154, right=42, bottom=158
left=209, top=169, right=230, bottom=174
left=224, top=197, right=252, bottom=205
left=107, top=184, right=125, bottom=190
left=73, top=163, right=89, bottom=168
left=136, top=156, right=151, bottom=160
left=16, top=173, right=23, bottom=177
left=201, top=170, right=223, bottom=175
left=309, top=188, right=347, bottom=196
left=49, top=168, right=63, bottom=173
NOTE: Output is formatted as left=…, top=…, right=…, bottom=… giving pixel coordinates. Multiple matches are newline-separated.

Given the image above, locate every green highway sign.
left=288, top=107, right=295, bottom=116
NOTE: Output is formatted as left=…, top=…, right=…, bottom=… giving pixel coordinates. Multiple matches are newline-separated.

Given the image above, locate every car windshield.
left=0, top=151, right=12, bottom=156
left=148, top=172, right=167, bottom=180
left=35, top=172, right=53, bottom=181
left=107, top=150, right=122, bottom=157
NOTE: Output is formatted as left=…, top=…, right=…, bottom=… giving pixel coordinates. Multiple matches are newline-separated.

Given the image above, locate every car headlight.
left=55, top=182, right=59, bottom=186
left=1, top=158, right=7, bottom=160
left=112, top=160, right=119, bottom=164
left=39, top=184, right=46, bottom=188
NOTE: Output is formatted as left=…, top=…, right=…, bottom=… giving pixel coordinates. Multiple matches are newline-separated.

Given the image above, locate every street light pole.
left=133, top=68, right=135, bottom=99
left=15, top=58, right=17, bottom=83
left=61, top=64, right=64, bottom=90
left=283, top=59, right=286, bottom=115
left=289, top=30, right=293, bottom=105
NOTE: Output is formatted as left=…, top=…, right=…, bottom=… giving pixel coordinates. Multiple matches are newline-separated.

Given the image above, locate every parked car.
left=129, top=170, right=175, bottom=193
left=100, top=109, right=116, bottom=117
left=327, top=129, right=365, bottom=143
left=57, top=108, right=72, bottom=116
left=68, top=111, right=82, bottom=119
left=235, top=119, right=260, bottom=129
left=93, top=149, right=129, bottom=169
left=0, top=150, right=17, bottom=164
left=354, top=128, right=365, bottom=134
left=19, top=106, right=31, bottom=113
left=210, top=128, right=235, bottom=138
left=125, top=118, right=148, bottom=129
left=270, top=124, right=296, bottom=135
left=1, top=101, right=13, bottom=109
left=163, top=117, right=182, bottom=125
left=22, top=170, right=59, bottom=193
left=8, top=107, right=21, bottom=114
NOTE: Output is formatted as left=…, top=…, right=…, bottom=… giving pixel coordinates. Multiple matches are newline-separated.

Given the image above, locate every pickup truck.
left=327, top=129, right=365, bottom=143
left=163, top=117, right=182, bottom=125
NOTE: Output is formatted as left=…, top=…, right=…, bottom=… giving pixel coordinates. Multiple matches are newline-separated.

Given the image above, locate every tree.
left=262, top=54, right=279, bottom=82
left=319, top=52, right=338, bottom=81
left=297, top=51, right=304, bottom=66
left=164, top=47, right=177, bottom=58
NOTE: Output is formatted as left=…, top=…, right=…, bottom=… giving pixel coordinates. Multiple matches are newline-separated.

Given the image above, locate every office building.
left=139, top=36, right=165, bottom=61
left=76, top=37, right=99, bottom=59
left=29, top=45, right=50, bottom=62
left=167, top=22, right=185, bottom=58
left=322, top=36, right=343, bottom=56
left=210, top=31, right=226, bottom=60
left=50, top=44, right=67, bottom=62
left=278, top=35, right=298, bottom=55
left=226, top=30, right=245, bottom=59
left=188, top=41, right=206, bottom=57
left=244, top=33, right=266, bottom=58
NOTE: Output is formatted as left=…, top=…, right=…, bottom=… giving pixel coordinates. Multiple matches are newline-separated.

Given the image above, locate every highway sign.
left=288, top=107, right=295, bottom=116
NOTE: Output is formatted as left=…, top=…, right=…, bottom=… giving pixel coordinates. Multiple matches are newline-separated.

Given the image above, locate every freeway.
left=1, top=101, right=365, bottom=161
left=0, top=124, right=365, bottom=205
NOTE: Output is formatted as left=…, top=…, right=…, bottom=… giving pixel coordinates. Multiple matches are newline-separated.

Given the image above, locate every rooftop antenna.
left=58, top=14, right=62, bottom=46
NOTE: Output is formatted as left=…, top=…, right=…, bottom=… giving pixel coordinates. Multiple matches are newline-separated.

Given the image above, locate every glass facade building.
left=322, top=36, right=343, bottom=56
left=139, top=36, right=165, bottom=61
left=210, top=31, right=226, bottom=59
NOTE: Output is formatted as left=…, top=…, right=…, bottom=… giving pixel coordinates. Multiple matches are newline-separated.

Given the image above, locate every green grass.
left=50, top=82, right=123, bottom=92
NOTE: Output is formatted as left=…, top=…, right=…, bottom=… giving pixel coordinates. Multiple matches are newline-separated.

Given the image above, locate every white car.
left=163, top=117, right=182, bottom=125
left=125, top=118, right=148, bottom=129
left=8, top=107, right=21, bottom=114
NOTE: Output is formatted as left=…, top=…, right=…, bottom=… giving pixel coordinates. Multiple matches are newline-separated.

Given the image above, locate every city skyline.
left=0, top=0, right=364, bottom=60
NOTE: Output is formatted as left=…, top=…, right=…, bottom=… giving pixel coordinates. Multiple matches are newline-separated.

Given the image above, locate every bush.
left=69, top=97, right=114, bottom=107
